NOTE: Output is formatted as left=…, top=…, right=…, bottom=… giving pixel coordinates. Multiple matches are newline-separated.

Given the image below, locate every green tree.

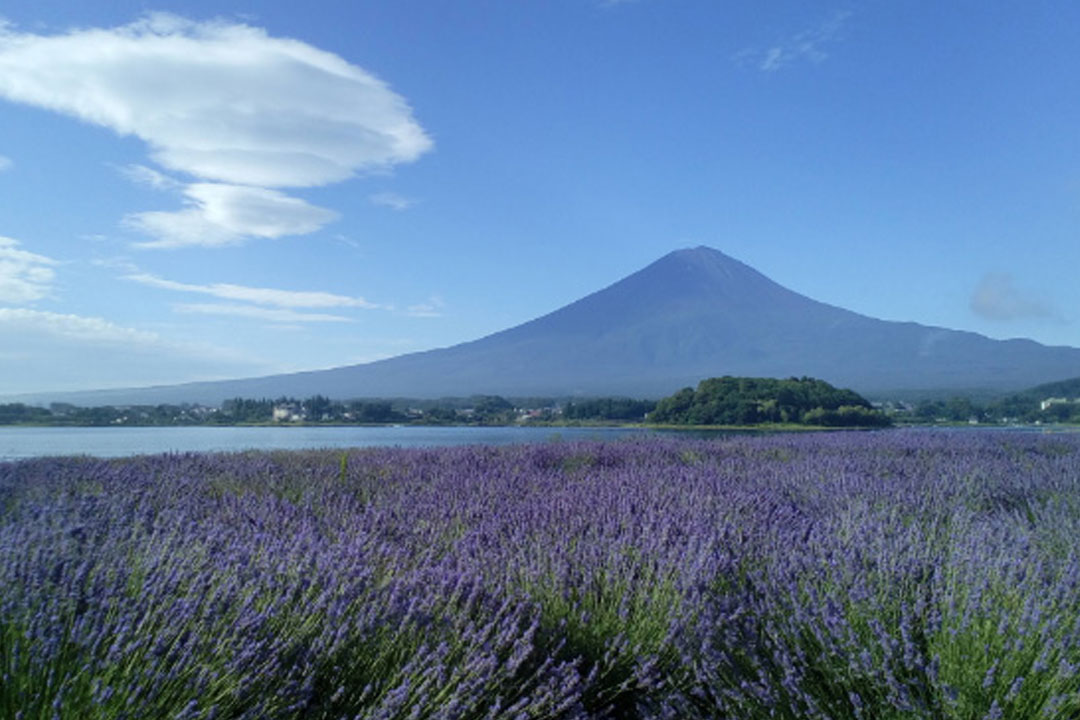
left=650, top=376, right=888, bottom=427
left=0, top=403, right=52, bottom=425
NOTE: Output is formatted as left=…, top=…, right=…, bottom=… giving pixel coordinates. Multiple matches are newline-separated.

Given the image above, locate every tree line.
left=0, top=395, right=641, bottom=427
left=911, top=396, right=1080, bottom=424
left=23, top=371, right=1080, bottom=427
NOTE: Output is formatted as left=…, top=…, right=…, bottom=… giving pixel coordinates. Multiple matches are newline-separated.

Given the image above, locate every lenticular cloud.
left=0, top=13, right=431, bottom=187
left=0, top=14, right=432, bottom=247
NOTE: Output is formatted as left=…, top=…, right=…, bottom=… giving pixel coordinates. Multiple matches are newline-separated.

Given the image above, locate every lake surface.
left=0, top=425, right=662, bottom=461
left=3, top=424, right=1066, bottom=462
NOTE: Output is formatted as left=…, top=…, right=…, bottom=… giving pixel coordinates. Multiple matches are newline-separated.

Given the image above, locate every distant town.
left=0, top=395, right=652, bottom=427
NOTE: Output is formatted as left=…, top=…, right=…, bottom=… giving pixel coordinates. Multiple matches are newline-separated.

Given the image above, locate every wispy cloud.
left=333, top=234, right=362, bottom=250
left=0, top=235, right=56, bottom=303
left=118, top=163, right=180, bottom=190
left=90, top=256, right=140, bottom=273
left=125, top=183, right=339, bottom=249
left=738, top=10, right=852, bottom=72
left=172, top=303, right=352, bottom=323
left=0, top=306, right=264, bottom=393
left=0, top=307, right=162, bottom=344
left=125, top=271, right=379, bottom=309
left=405, top=296, right=445, bottom=318
left=368, top=191, right=417, bottom=211
left=970, top=272, right=1059, bottom=322
left=0, top=13, right=432, bottom=247
left=0, top=154, right=12, bottom=172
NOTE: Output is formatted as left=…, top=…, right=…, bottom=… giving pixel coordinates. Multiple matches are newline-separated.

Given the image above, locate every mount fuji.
left=18, top=246, right=1080, bottom=405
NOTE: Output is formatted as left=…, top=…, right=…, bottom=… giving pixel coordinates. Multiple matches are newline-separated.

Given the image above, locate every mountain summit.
left=21, top=247, right=1080, bottom=404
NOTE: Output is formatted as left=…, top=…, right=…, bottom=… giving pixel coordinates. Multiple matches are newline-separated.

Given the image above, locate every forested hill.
left=649, top=376, right=891, bottom=427
left=1017, top=376, right=1080, bottom=400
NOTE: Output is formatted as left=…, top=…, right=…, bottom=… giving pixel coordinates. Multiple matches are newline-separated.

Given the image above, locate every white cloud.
left=173, top=302, right=352, bottom=324
left=740, top=10, right=851, bottom=72
left=0, top=14, right=431, bottom=247
left=0, top=14, right=432, bottom=187
left=125, top=183, right=339, bottom=248
left=0, top=154, right=11, bottom=171
left=90, top=256, right=140, bottom=273
left=0, top=235, right=56, bottom=303
left=119, top=163, right=180, bottom=190
left=971, top=272, right=1057, bottom=322
left=125, top=271, right=378, bottom=309
left=368, top=191, right=416, bottom=211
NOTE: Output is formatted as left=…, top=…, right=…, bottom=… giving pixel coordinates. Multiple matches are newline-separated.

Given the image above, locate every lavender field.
left=3, top=431, right=1080, bottom=719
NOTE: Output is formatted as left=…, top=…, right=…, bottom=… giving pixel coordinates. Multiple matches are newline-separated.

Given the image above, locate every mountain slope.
left=15, top=247, right=1080, bottom=405
left=1012, top=376, right=1080, bottom=401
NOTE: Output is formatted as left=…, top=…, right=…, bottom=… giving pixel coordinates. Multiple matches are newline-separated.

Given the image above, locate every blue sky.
left=1, top=1, right=1079, bottom=396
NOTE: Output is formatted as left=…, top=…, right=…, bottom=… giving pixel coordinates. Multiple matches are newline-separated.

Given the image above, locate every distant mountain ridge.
left=12, top=246, right=1080, bottom=405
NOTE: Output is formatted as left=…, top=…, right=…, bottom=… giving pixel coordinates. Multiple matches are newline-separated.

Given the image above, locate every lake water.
left=0, top=425, right=662, bottom=461
left=3, top=424, right=1064, bottom=462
